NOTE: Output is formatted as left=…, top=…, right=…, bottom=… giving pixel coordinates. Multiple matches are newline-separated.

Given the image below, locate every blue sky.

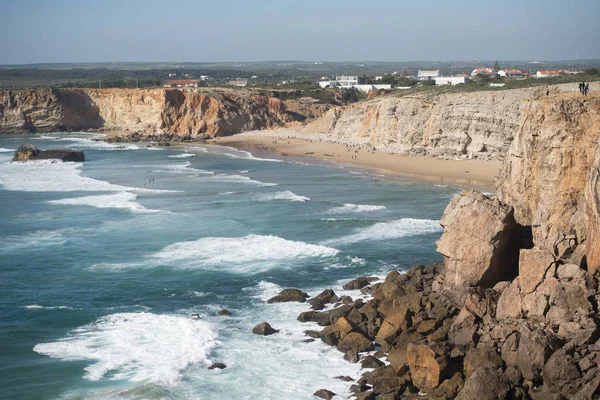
left=1, top=0, right=599, bottom=64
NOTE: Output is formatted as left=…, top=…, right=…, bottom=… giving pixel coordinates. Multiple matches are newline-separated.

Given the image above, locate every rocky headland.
left=12, top=144, right=85, bottom=162
left=260, top=92, right=600, bottom=399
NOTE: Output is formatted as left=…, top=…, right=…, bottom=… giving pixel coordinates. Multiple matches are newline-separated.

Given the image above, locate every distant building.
left=417, top=70, right=441, bottom=81
left=335, top=76, right=359, bottom=87
left=229, top=79, right=248, bottom=87
left=435, top=76, right=467, bottom=86
left=498, top=69, right=524, bottom=78
left=199, top=75, right=210, bottom=81
left=536, top=70, right=563, bottom=78
left=318, top=80, right=339, bottom=88
left=164, top=79, right=203, bottom=88
left=354, top=84, right=392, bottom=92
left=471, top=68, right=498, bottom=77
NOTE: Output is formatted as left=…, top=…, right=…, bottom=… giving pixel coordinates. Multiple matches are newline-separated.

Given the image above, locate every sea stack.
left=12, top=144, right=85, bottom=162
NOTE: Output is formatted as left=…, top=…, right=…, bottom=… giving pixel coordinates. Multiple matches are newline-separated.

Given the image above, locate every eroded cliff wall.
left=0, top=88, right=288, bottom=136
left=302, top=84, right=589, bottom=161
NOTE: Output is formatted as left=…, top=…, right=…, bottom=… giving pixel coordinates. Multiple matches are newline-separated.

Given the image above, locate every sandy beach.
left=209, top=132, right=501, bottom=190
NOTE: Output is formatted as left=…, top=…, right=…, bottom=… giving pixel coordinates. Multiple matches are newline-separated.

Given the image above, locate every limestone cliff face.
left=0, top=88, right=288, bottom=136
left=495, top=93, right=600, bottom=266
left=302, top=84, right=585, bottom=161
left=0, top=89, right=102, bottom=133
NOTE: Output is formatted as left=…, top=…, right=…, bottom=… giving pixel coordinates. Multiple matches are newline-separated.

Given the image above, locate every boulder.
left=496, top=279, right=523, bottom=319
left=343, top=277, right=378, bottom=290
left=437, top=190, right=520, bottom=288
left=519, top=248, right=556, bottom=294
left=374, top=306, right=411, bottom=350
left=363, top=365, right=402, bottom=395
left=407, top=343, right=448, bottom=392
left=456, top=366, right=511, bottom=400
left=546, top=282, right=593, bottom=326
left=517, top=327, right=562, bottom=380
left=337, top=332, right=373, bottom=354
left=13, top=144, right=85, bottom=162
left=314, top=389, right=336, bottom=399
left=267, top=288, right=309, bottom=303
left=252, top=322, right=279, bottom=336
left=308, top=289, right=338, bottom=310
left=463, top=348, right=503, bottom=378
left=501, top=332, right=520, bottom=366
left=217, top=308, right=232, bottom=316
left=433, top=373, right=465, bottom=399
left=542, top=347, right=582, bottom=395
left=448, top=308, right=479, bottom=348
left=319, top=316, right=356, bottom=346
left=361, top=355, right=385, bottom=369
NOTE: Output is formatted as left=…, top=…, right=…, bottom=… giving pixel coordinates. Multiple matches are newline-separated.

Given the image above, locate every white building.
left=335, top=76, right=359, bottom=87
left=435, top=76, right=467, bottom=86
left=536, top=70, right=566, bottom=78
left=354, top=84, right=392, bottom=92
left=417, top=70, right=441, bottom=81
left=498, top=69, right=524, bottom=78
left=471, top=68, right=497, bottom=77
left=318, top=80, right=340, bottom=88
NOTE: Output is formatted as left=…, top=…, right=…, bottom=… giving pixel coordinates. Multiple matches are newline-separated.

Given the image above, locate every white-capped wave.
left=169, top=153, right=196, bottom=158
left=0, top=160, right=172, bottom=194
left=212, top=146, right=282, bottom=163
left=326, top=203, right=386, bottom=214
left=161, top=161, right=213, bottom=175
left=151, top=234, right=339, bottom=273
left=0, top=147, right=14, bottom=152
left=33, top=312, right=219, bottom=386
left=48, top=192, right=161, bottom=213
left=323, top=218, right=442, bottom=246
left=206, top=174, right=276, bottom=187
left=55, top=137, right=141, bottom=151
left=252, top=190, right=310, bottom=202
left=23, top=304, right=75, bottom=310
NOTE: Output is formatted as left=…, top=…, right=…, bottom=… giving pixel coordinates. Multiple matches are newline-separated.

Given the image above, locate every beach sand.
left=210, top=132, right=501, bottom=190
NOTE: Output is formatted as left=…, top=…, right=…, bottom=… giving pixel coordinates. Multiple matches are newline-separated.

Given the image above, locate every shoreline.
left=208, top=132, right=501, bottom=191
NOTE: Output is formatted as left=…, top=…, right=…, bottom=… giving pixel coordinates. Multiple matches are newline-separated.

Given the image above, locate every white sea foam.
left=23, top=304, right=76, bottom=310
left=161, top=161, right=213, bottom=175
left=326, top=203, right=386, bottom=214
left=323, top=218, right=442, bottom=246
left=55, top=137, right=141, bottom=151
left=151, top=234, right=339, bottom=273
left=252, top=190, right=310, bottom=202
left=0, top=160, right=172, bottom=194
left=206, top=174, right=276, bottom=187
left=33, top=312, right=219, bottom=386
left=0, top=230, right=68, bottom=252
left=213, top=146, right=283, bottom=163
left=169, top=153, right=196, bottom=158
left=48, top=192, right=161, bottom=213
left=0, top=147, right=14, bottom=152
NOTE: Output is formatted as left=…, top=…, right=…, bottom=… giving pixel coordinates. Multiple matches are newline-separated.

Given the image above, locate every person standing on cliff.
left=579, top=82, right=585, bottom=94
left=585, top=82, right=590, bottom=96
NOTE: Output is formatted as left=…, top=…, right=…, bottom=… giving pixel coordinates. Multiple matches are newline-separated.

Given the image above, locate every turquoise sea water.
left=0, top=133, right=457, bottom=400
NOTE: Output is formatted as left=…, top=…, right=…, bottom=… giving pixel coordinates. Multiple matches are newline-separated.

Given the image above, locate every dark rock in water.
left=267, top=288, right=309, bottom=303
left=304, top=330, right=321, bottom=338
left=207, top=362, right=226, bottom=370
left=252, top=322, right=279, bottom=336
left=343, top=277, right=378, bottom=291
left=308, top=289, right=339, bottom=310
left=304, top=338, right=316, bottom=343
left=314, top=388, right=336, bottom=399
left=218, top=309, right=232, bottom=316
left=13, top=144, right=85, bottom=162
left=334, top=375, right=355, bottom=382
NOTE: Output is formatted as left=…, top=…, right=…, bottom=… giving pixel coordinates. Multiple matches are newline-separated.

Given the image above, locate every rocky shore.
left=12, top=144, right=85, bottom=162
left=256, top=92, right=600, bottom=399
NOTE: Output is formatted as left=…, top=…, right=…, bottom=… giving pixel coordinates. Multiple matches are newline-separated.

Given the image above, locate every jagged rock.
left=362, top=365, right=403, bottom=395
left=313, top=389, right=336, bottom=399
left=13, top=144, right=85, bottom=162
left=519, top=249, right=556, bottom=294
left=557, top=263, right=585, bottom=280
left=252, top=322, right=279, bottom=336
left=319, top=316, right=356, bottom=346
left=496, top=279, right=523, bottom=319
left=448, top=308, right=479, bottom=348
left=517, top=327, right=562, bottom=380
left=463, top=348, right=503, bottom=378
left=501, top=332, right=520, bottom=366
left=267, top=288, right=309, bottom=303
left=433, top=372, right=465, bottom=399
left=407, top=343, right=448, bottom=392
left=333, top=375, right=354, bottom=382
left=308, top=289, right=338, bottom=310
left=437, top=190, right=520, bottom=288
left=546, top=282, right=593, bottom=326
left=542, top=347, right=582, bottom=396
left=584, top=140, right=600, bottom=274
left=208, top=362, right=226, bottom=370
left=342, top=277, right=378, bottom=290
left=337, top=332, right=373, bottom=354
left=218, top=308, right=232, bottom=316
left=374, top=306, right=411, bottom=350
left=355, top=392, right=375, bottom=400
left=361, top=355, right=385, bottom=369
left=522, top=292, right=549, bottom=319
left=456, top=366, right=511, bottom=400
left=387, top=346, right=409, bottom=374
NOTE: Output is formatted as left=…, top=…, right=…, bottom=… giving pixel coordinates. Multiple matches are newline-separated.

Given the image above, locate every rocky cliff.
left=0, top=88, right=288, bottom=137
left=301, top=84, right=589, bottom=161
left=273, top=91, right=600, bottom=400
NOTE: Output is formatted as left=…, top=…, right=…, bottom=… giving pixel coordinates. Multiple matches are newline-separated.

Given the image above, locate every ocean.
left=0, top=133, right=457, bottom=400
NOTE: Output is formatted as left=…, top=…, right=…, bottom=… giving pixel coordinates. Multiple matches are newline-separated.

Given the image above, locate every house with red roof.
left=498, top=69, right=524, bottom=78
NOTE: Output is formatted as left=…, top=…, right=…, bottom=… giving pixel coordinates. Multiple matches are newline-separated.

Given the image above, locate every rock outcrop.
left=12, top=144, right=85, bottom=162
left=0, top=88, right=289, bottom=137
